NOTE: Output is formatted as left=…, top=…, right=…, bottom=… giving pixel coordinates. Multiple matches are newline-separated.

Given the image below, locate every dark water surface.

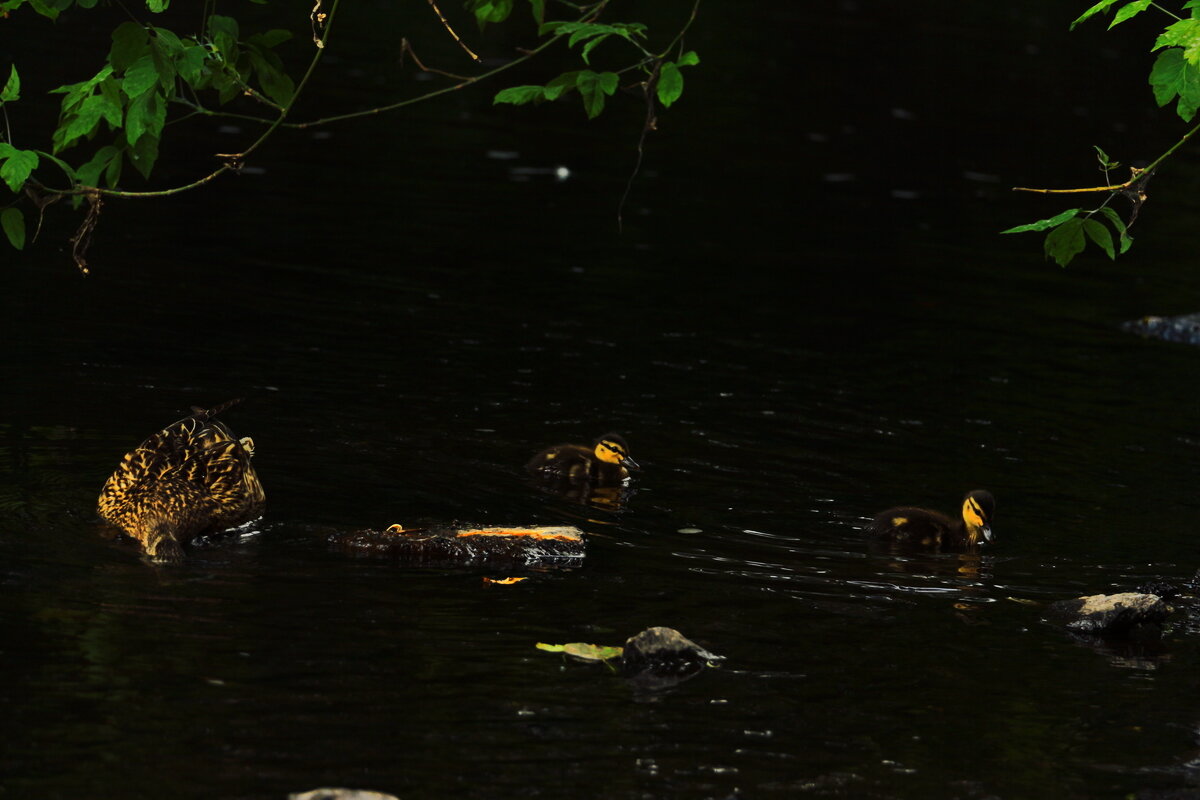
left=6, top=2, right=1200, bottom=798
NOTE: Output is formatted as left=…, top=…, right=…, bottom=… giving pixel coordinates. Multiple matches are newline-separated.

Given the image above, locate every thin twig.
left=427, top=0, right=481, bottom=62
left=400, top=38, right=473, bottom=81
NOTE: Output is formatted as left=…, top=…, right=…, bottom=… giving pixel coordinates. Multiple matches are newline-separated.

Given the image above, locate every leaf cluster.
left=0, top=4, right=291, bottom=251
left=1002, top=207, right=1132, bottom=267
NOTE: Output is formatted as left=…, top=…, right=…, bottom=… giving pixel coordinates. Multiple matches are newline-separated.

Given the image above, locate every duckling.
left=526, top=433, right=639, bottom=487
left=97, top=400, right=265, bottom=562
left=868, top=490, right=995, bottom=550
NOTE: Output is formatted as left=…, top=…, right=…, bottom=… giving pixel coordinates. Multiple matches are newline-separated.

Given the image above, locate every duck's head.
left=593, top=433, right=639, bottom=471
left=961, top=490, right=995, bottom=544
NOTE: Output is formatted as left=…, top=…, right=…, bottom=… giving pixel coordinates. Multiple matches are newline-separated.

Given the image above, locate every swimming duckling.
left=97, top=400, right=265, bottom=562
left=526, top=433, right=639, bottom=486
left=868, top=490, right=995, bottom=550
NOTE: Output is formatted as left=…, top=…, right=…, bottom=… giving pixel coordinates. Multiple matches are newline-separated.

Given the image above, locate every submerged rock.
left=329, top=525, right=585, bottom=568
left=1044, top=592, right=1169, bottom=636
left=1122, top=312, right=1200, bottom=346
left=289, top=790, right=399, bottom=800
left=620, top=626, right=723, bottom=680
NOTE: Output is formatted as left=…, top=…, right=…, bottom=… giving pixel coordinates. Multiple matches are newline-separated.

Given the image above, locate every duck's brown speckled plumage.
left=97, top=400, right=265, bottom=561
left=868, top=490, right=995, bottom=551
left=526, top=433, right=639, bottom=487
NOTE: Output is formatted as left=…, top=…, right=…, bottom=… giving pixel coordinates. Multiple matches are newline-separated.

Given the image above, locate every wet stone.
left=620, top=626, right=723, bottom=679
left=1122, top=312, right=1200, bottom=346
left=289, top=790, right=399, bottom=800
left=329, top=525, right=585, bottom=568
left=1043, top=592, right=1169, bottom=636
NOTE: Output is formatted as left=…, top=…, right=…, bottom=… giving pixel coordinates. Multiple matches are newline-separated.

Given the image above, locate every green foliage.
left=1, top=66, right=20, bottom=103
left=1, top=207, right=25, bottom=250
left=1, top=0, right=697, bottom=262
left=1002, top=207, right=1132, bottom=267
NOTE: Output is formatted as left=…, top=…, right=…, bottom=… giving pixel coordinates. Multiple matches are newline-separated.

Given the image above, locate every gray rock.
left=620, top=626, right=722, bottom=678
left=1044, top=592, right=1169, bottom=636
left=1122, top=312, right=1200, bottom=346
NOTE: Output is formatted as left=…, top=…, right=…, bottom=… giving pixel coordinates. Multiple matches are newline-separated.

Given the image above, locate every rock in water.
left=289, top=790, right=399, bottom=800
left=1122, top=312, right=1200, bottom=346
left=329, top=525, right=585, bottom=568
left=620, top=626, right=722, bottom=678
left=1044, top=592, right=1169, bottom=636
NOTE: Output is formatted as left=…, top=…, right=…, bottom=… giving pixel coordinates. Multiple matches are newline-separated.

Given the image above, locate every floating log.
left=329, top=524, right=585, bottom=567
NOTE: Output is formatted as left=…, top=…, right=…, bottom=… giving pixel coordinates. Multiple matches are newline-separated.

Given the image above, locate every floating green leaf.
left=1000, top=208, right=1082, bottom=234
left=1, top=207, right=25, bottom=250
left=1044, top=217, right=1087, bottom=267
left=536, top=642, right=624, bottom=662
left=657, top=61, right=684, bottom=107
left=0, top=144, right=40, bottom=192
left=1149, top=47, right=1200, bottom=121
left=1, top=65, right=20, bottom=103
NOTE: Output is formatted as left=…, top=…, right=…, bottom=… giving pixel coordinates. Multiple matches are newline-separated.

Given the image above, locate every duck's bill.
left=622, top=456, right=641, bottom=471
left=981, top=525, right=993, bottom=543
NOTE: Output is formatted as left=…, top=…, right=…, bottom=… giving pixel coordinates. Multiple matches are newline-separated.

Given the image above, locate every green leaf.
left=1044, top=217, right=1087, bottom=267
left=1, top=208, right=25, bottom=250
left=177, top=45, right=209, bottom=86
left=1110, top=0, right=1152, bottom=27
left=576, top=70, right=617, bottom=118
left=1070, top=0, right=1123, bottom=30
left=248, top=29, right=293, bottom=49
left=543, top=70, right=580, bottom=101
left=77, top=145, right=121, bottom=188
left=528, top=0, right=544, bottom=25
left=1188, top=0, right=1200, bottom=17
left=122, top=54, right=160, bottom=99
left=535, top=642, right=624, bottom=662
left=125, top=89, right=165, bottom=147
left=1149, top=47, right=1200, bottom=121
left=1001, top=208, right=1082, bottom=234
left=657, top=61, right=684, bottom=107
left=1097, top=206, right=1133, bottom=253
left=1154, top=19, right=1200, bottom=65
left=579, top=33, right=610, bottom=64
left=127, top=132, right=160, bottom=179
left=1, top=65, right=20, bottom=103
left=110, top=22, right=150, bottom=72
left=208, top=14, right=240, bottom=61
left=98, top=77, right=124, bottom=127
left=247, top=45, right=294, bottom=105
left=1082, top=218, right=1115, bottom=259
left=677, top=50, right=700, bottom=67
left=493, top=84, right=546, bottom=105
left=147, top=0, right=169, bottom=10
left=1093, top=144, right=1119, bottom=170
left=0, top=144, right=38, bottom=191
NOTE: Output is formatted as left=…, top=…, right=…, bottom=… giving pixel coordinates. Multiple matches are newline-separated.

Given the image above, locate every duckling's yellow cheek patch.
left=596, top=444, right=623, bottom=464
left=964, top=499, right=985, bottom=529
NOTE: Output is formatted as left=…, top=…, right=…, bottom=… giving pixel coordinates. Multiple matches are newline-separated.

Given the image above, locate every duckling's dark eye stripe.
left=967, top=498, right=984, bottom=518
